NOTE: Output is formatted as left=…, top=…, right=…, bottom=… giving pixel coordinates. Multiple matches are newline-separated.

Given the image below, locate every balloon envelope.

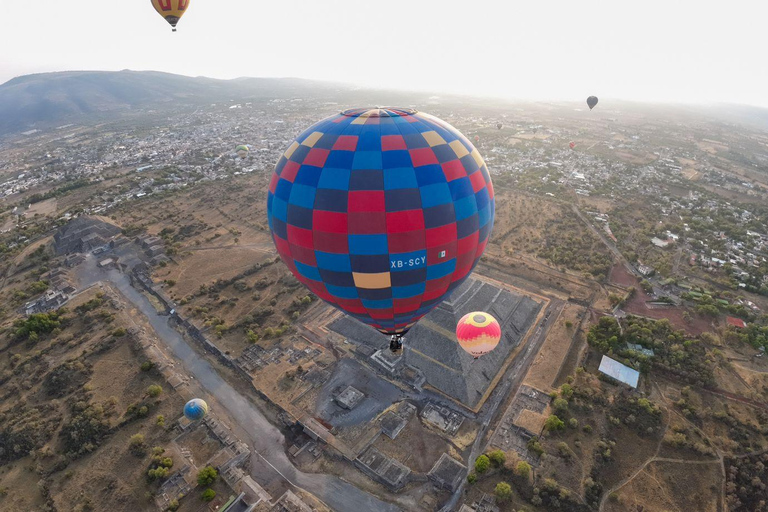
left=267, top=108, right=495, bottom=336
left=151, top=0, right=190, bottom=31
left=496, top=123, right=503, bottom=130
left=456, top=311, right=501, bottom=357
left=587, top=96, right=598, bottom=110
left=569, top=141, right=576, bottom=150
left=184, top=398, right=208, bottom=421
left=236, top=145, right=249, bottom=158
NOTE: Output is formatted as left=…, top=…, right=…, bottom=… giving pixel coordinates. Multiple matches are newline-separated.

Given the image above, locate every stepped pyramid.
left=53, top=216, right=121, bottom=255
left=331, top=277, right=542, bottom=408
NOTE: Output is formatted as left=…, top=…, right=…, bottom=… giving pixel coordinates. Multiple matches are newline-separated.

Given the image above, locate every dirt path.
left=598, top=385, right=671, bottom=511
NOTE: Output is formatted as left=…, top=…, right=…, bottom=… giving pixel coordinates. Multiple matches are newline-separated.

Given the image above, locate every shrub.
left=474, top=455, right=490, bottom=473
left=553, top=398, right=569, bottom=413
left=112, top=327, right=127, bottom=337
left=467, top=472, right=477, bottom=484
left=515, top=461, right=531, bottom=479
left=494, top=482, right=513, bottom=503
left=487, top=449, right=506, bottom=467
left=568, top=418, right=579, bottom=429
left=527, top=437, right=544, bottom=456
left=147, top=466, right=170, bottom=481
left=129, top=434, right=146, bottom=456
left=147, top=385, right=162, bottom=398
left=544, top=415, right=565, bottom=432
left=201, top=489, right=216, bottom=502
left=197, top=466, right=218, bottom=486
left=140, top=361, right=154, bottom=372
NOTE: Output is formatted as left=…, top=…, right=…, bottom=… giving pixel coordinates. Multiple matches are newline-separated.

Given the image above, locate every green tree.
left=474, top=455, right=490, bottom=473
left=148, top=466, right=170, bottom=481
left=544, top=414, right=565, bottom=432
left=156, top=415, right=165, bottom=427
left=553, top=398, right=569, bottom=413
left=201, top=489, right=216, bottom=502
left=167, top=499, right=179, bottom=511
left=197, top=466, right=218, bottom=486
left=112, top=327, right=127, bottom=337
left=515, top=461, right=531, bottom=479
left=147, top=385, right=163, bottom=397
left=140, top=361, right=154, bottom=372
left=487, top=449, right=506, bottom=467
left=560, top=383, right=573, bottom=399
left=467, top=472, right=477, bottom=484
left=28, top=281, right=49, bottom=294
left=494, top=482, right=513, bottom=503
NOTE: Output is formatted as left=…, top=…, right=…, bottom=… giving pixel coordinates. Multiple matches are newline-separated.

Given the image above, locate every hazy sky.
left=1, top=0, right=766, bottom=107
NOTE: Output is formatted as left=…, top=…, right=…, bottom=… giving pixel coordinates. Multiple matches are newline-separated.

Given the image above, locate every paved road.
left=77, top=258, right=400, bottom=512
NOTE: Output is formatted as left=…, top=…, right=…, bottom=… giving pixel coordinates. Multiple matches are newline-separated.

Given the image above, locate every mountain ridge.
left=0, top=70, right=350, bottom=136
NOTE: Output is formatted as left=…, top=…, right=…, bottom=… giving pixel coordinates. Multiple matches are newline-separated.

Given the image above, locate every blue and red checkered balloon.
left=267, top=108, right=495, bottom=336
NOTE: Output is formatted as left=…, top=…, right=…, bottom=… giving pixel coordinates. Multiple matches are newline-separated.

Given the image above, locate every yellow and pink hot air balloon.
left=456, top=311, right=501, bottom=358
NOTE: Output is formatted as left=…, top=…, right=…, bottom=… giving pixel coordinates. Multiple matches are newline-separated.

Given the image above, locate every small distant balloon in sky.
left=151, top=0, right=191, bottom=32
left=587, top=96, right=598, bottom=110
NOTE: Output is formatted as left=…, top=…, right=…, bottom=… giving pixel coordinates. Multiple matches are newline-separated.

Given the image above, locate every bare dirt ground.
left=524, top=302, right=585, bottom=392
left=677, top=157, right=701, bottom=180
left=374, top=418, right=450, bottom=474
left=25, top=198, right=57, bottom=217
left=606, top=459, right=721, bottom=512
left=160, top=245, right=274, bottom=298
left=609, top=264, right=712, bottom=336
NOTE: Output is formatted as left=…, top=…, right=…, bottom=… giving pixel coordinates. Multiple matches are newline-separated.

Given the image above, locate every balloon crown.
left=340, top=107, right=418, bottom=118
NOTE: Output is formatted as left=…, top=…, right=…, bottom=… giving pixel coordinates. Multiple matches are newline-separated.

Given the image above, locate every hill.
left=0, top=70, right=351, bottom=136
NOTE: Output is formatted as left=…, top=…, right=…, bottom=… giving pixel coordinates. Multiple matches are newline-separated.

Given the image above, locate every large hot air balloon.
left=236, top=145, right=249, bottom=159
left=151, top=0, right=190, bottom=32
left=267, top=108, right=495, bottom=352
left=456, top=311, right=501, bottom=358
left=183, top=398, right=208, bottom=421
left=587, top=96, right=598, bottom=110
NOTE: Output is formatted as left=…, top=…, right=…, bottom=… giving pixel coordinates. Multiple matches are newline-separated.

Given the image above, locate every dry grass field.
left=0, top=286, right=186, bottom=512
left=524, top=302, right=585, bottom=392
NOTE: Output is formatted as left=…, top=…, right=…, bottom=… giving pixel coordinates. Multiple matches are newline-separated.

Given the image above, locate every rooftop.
left=428, top=453, right=467, bottom=492
left=598, top=355, right=640, bottom=388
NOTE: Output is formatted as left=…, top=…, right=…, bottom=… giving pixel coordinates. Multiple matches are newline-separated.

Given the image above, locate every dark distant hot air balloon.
left=456, top=311, right=501, bottom=358
left=183, top=399, right=208, bottom=421
left=587, top=96, right=598, bottom=110
left=496, top=123, right=503, bottom=130
left=267, top=108, right=495, bottom=352
left=151, top=0, right=190, bottom=32
left=569, top=141, right=576, bottom=150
